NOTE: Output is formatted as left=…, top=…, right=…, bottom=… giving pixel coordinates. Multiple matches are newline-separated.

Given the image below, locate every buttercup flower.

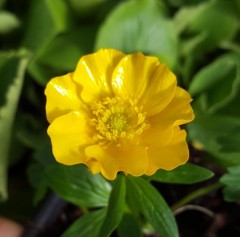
left=45, top=49, right=194, bottom=180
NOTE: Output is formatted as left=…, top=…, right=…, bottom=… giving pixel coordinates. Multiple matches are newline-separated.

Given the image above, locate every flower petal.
left=112, top=53, right=159, bottom=100
left=142, top=64, right=177, bottom=116
left=146, top=128, right=189, bottom=175
left=142, top=86, right=194, bottom=146
left=85, top=143, right=148, bottom=180
left=45, top=73, right=83, bottom=123
left=85, top=158, right=102, bottom=174
left=73, top=49, right=125, bottom=103
left=153, top=87, right=195, bottom=126
left=47, top=111, right=94, bottom=165
left=140, top=122, right=173, bottom=147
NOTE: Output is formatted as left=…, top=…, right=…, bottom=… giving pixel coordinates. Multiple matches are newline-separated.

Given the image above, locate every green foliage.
left=99, top=175, right=126, bottom=237
left=22, top=0, right=70, bottom=84
left=188, top=115, right=240, bottom=167
left=0, top=11, right=20, bottom=34
left=188, top=51, right=240, bottom=167
left=176, top=1, right=239, bottom=55
left=127, top=177, right=178, bottom=237
left=38, top=26, right=97, bottom=71
left=150, top=163, right=213, bottom=184
left=189, top=53, right=240, bottom=114
left=61, top=209, right=106, bottom=237
left=68, top=0, right=109, bottom=16
left=117, top=213, right=142, bottom=237
left=45, top=164, right=112, bottom=207
left=95, top=0, right=178, bottom=69
left=0, top=50, right=29, bottom=201
left=220, top=166, right=240, bottom=202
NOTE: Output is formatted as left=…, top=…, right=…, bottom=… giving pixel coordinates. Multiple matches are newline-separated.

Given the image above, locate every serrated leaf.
left=220, top=166, right=240, bottom=202
left=127, top=177, right=178, bottom=237
left=61, top=209, right=106, bottom=237
left=95, top=0, right=178, bottom=69
left=45, top=164, right=111, bottom=207
left=0, top=50, right=29, bottom=201
left=99, top=175, right=126, bottom=237
left=150, top=163, right=213, bottom=184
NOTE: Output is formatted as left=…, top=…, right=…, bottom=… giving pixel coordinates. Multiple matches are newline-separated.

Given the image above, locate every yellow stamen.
left=90, top=96, right=149, bottom=145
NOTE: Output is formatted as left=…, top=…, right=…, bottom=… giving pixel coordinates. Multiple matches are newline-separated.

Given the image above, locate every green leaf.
left=188, top=115, right=240, bottom=167
left=127, top=177, right=178, bottom=237
left=45, top=164, right=111, bottom=207
left=39, top=26, right=97, bottom=71
left=189, top=53, right=240, bottom=114
left=68, top=0, right=108, bottom=16
left=27, top=161, right=48, bottom=204
left=117, top=213, right=142, bottom=237
left=0, top=0, right=6, bottom=9
left=0, top=11, right=20, bottom=34
left=174, top=4, right=206, bottom=34
left=15, top=113, right=48, bottom=149
left=28, top=142, right=56, bottom=204
left=34, top=141, right=56, bottom=166
left=150, top=163, right=213, bottom=184
left=99, top=175, right=126, bottom=237
left=220, top=166, right=240, bottom=202
left=22, top=0, right=69, bottom=84
left=23, top=0, right=69, bottom=52
left=0, top=50, right=29, bottom=201
left=169, top=0, right=208, bottom=7
left=61, top=209, right=106, bottom=237
left=95, top=0, right=178, bottom=69
left=176, top=1, right=239, bottom=54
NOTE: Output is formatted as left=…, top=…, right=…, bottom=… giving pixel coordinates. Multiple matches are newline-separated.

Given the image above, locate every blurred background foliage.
left=0, top=0, right=240, bottom=235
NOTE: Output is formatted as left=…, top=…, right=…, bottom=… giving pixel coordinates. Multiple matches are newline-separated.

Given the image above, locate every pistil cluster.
left=90, top=96, right=149, bottom=146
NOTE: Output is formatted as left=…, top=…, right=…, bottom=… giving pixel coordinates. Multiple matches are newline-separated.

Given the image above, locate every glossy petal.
left=45, top=73, right=83, bottom=123
left=48, top=111, right=94, bottom=165
left=46, top=49, right=195, bottom=180
left=140, top=122, right=173, bottom=147
left=142, top=87, right=194, bottom=146
left=146, top=128, right=189, bottom=175
left=73, top=49, right=125, bottom=103
left=112, top=53, right=159, bottom=100
left=155, top=87, right=195, bottom=126
left=142, top=64, right=177, bottom=116
left=85, top=143, right=148, bottom=180
left=85, top=158, right=101, bottom=174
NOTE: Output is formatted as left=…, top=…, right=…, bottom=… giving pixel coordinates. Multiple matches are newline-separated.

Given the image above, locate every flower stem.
left=171, top=182, right=223, bottom=211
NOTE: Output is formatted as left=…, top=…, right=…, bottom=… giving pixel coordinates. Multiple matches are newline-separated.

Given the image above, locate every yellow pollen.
left=90, top=96, right=149, bottom=144
left=110, top=114, right=127, bottom=132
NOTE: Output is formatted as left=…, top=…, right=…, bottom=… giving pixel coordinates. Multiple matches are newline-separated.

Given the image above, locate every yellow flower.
left=45, top=49, right=194, bottom=180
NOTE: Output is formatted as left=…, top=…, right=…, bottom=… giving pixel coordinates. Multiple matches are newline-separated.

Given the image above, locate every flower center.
left=110, top=114, right=127, bottom=132
left=90, top=97, right=149, bottom=145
